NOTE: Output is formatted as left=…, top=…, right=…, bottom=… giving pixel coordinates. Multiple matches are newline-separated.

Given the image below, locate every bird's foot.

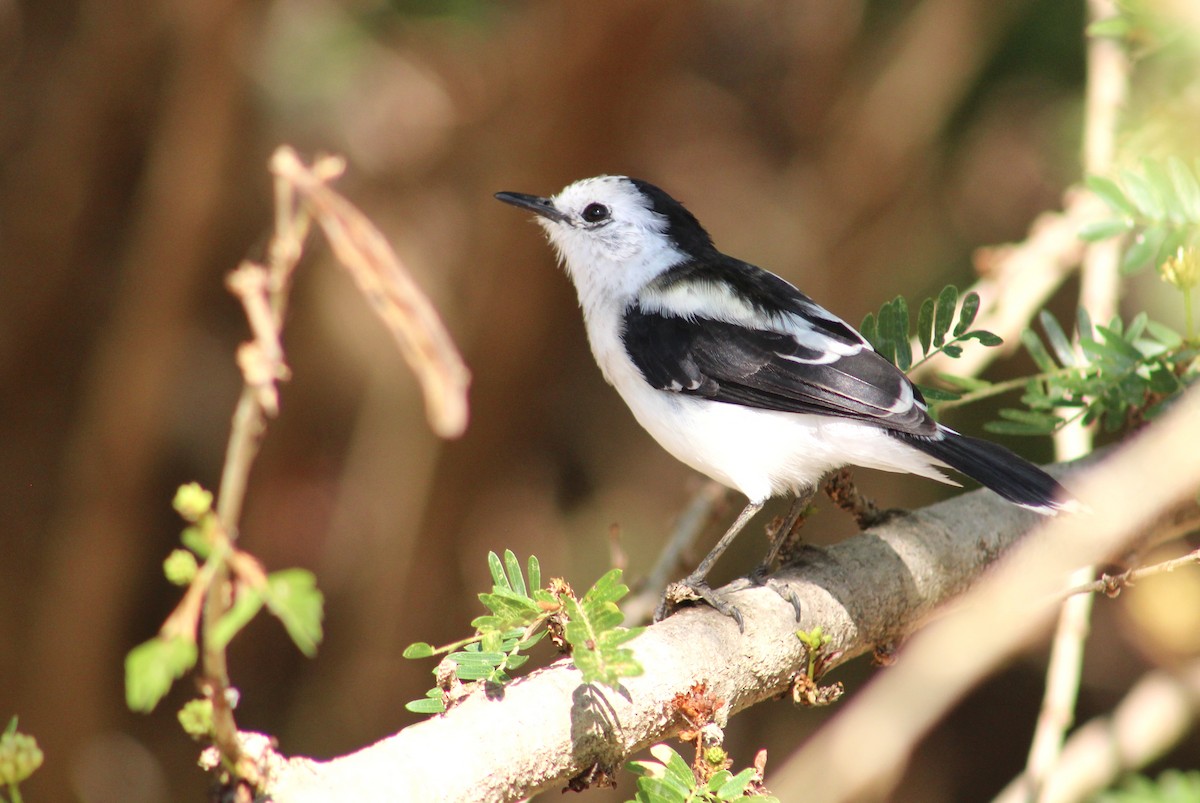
left=746, top=566, right=803, bottom=620
left=655, top=577, right=745, bottom=632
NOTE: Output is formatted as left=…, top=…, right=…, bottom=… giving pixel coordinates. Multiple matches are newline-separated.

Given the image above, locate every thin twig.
left=1064, top=547, right=1200, bottom=598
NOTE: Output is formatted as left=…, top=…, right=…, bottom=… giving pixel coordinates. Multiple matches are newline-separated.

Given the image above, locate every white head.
left=495, top=176, right=714, bottom=314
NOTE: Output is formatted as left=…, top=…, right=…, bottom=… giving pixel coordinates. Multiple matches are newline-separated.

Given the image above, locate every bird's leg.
left=756, top=487, right=817, bottom=576
left=822, top=467, right=900, bottom=529
left=655, top=500, right=763, bottom=631
left=744, top=487, right=817, bottom=622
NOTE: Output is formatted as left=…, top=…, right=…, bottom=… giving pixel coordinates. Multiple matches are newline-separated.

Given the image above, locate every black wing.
left=622, top=306, right=937, bottom=437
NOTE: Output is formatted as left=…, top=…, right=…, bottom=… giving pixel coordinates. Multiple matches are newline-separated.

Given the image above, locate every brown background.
left=3, top=1, right=1196, bottom=800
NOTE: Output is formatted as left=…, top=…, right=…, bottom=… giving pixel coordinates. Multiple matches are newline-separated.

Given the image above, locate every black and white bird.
left=496, top=175, right=1072, bottom=625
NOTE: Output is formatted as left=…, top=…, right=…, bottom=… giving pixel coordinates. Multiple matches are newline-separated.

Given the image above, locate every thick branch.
left=247, top=467, right=1086, bottom=802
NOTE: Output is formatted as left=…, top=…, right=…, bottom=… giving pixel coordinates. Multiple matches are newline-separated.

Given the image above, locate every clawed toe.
left=655, top=578, right=746, bottom=632
left=747, top=568, right=802, bottom=620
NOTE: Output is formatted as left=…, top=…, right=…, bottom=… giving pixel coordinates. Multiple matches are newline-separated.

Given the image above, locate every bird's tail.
left=892, top=428, right=1073, bottom=515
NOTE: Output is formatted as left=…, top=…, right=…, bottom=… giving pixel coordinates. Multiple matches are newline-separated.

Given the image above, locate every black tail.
left=892, top=429, right=1072, bottom=515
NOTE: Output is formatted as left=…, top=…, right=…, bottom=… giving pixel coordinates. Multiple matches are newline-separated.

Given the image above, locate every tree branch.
left=241, top=464, right=1095, bottom=802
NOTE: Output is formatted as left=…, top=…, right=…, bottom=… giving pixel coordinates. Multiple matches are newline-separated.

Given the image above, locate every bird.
left=495, top=175, right=1072, bottom=628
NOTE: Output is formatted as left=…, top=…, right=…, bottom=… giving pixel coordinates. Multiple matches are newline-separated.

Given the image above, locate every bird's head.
left=496, top=176, right=715, bottom=309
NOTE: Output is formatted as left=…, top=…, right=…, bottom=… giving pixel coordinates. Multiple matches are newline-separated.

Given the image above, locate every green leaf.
left=1020, top=328, right=1058, bottom=372
left=715, top=768, right=756, bottom=798
left=961, top=329, right=1002, bottom=347
left=953, top=292, right=981, bottom=337
left=526, top=555, right=541, bottom=593
left=914, top=384, right=961, bottom=402
left=1145, top=319, right=1184, bottom=348
left=941, top=344, right=963, bottom=358
left=405, top=690, right=446, bottom=715
left=891, top=297, right=912, bottom=371
left=1086, top=175, right=1137, bottom=217
left=875, top=301, right=896, bottom=365
left=503, top=549, right=527, bottom=597
left=403, top=642, right=435, bottom=659
left=125, top=636, right=198, bottom=713
left=448, top=651, right=508, bottom=680
left=1126, top=311, right=1149, bottom=343
left=1121, top=167, right=1164, bottom=219
left=657, top=744, right=697, bottom=790
left=564, top=569, right=644, bottom=689
left=1142, top=157, right=1181, bottom=222
left=1076, top=306, right=1094, bottom=341
left=1121, top=226, right=1166, bottom=275
left=1093, top=325, right=1146, bottom=366
left=917, top=297, right=935, bottom=357
left=1038, top=310, right=1077, bottom=366
left=859, top=312, right=878, bottom=351
left=1078, top=218, right=1134, bottom=241
left=209, top=587, right=265, bottom=652
left=933, top=285, right=958, bottom=348
left=935, top=373, right=993, bottom=392
left=1168, top=156, right=1200, bottom=222
left=487, top=551, right=509, bottom=591
left=263, top=569, right=324, bottom=657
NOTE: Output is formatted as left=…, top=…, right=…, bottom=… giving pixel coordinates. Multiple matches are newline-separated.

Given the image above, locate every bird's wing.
left=622, top=305, right=937, bottom=437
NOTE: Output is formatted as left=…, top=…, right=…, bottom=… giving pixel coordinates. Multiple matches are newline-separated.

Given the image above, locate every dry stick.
left=197, top=148, right=473, bottom=780
left=200, top=156, right=316, bottom=779
left=1018, top=4, right=1130, bottom=800
left=271, top=148, right=471, bottom=439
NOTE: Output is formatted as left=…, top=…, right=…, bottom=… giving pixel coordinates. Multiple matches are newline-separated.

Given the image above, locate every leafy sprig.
left=985, top=309, right=1197, bottom=436
left=626, top=744, right=778, bottom=803
left=1082, top=156, right=1200, bottom=280
left=860, top=285, right=1002, bottom=404
left=124, top=484, right=325, bottom=714
left=404, top=550, right=645, bottom=713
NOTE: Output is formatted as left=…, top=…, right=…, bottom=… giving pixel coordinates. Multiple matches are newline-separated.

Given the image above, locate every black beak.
left=494, top=191, right=568, bottom=223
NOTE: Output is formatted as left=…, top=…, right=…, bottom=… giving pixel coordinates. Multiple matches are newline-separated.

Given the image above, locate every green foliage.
left=404, top=550, right=645, bottom=714
left=1081, top=158, right=1200, bottom=278
left=795, top=626, right=832, bottom=679
left=986, top=309, right=1198, bottom=436
left=0, top=717, right=43, bottom=803
left=625, top=744, right=778, bottom=803
left=562, top=569, right=644, bottom=689
left=1093, top=770, right=1200, bottom=803
left=860, top=285, right=1002, bottom=405
left=163, top=549, right=199, bottom=586
left=125, top=635, right=198, bottom=713
left=126, top=484, right=326, bottom=717
left=178, top=699, right=215, bottom=741
left=264, top=569, right=325, bottom=657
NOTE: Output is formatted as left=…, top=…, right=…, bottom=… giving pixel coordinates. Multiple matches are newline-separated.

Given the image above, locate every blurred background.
left=3, top=0, right=1199, bottom=800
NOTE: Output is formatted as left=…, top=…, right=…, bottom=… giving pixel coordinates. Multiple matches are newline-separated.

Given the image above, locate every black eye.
left=581, top=202, right=610, bottom=223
